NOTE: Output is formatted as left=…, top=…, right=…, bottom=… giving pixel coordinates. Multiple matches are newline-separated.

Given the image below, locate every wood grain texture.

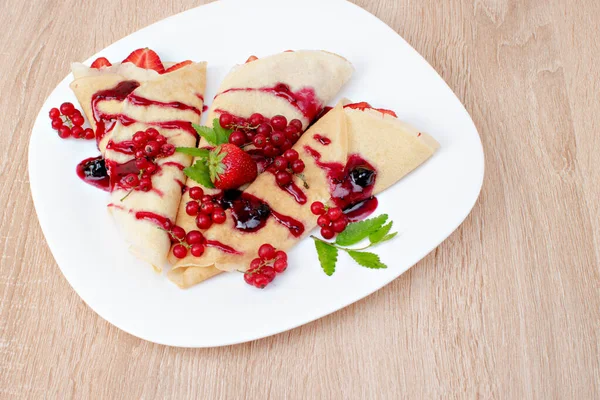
left=1, top=0, right=599, bottom=398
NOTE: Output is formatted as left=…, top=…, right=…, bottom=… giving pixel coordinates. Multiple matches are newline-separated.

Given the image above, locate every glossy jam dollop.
left=76, top=156, right=110, bottom=191
left=217, top=190, right=304, bottom=237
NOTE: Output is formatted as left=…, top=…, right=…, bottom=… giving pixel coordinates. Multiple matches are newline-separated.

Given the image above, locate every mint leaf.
left=175, top=147, right=209, bottom=158
left=378, top=232, right=398, bottom=244
left=346, top=250, right=387, bottom=269
left=183, top=160, right=214, bottom=188
left=212, top=118, right=232, bottom=145
left=314, top=239, right=338, bottom=276
left=335, top=214, right=388, bottom=246
left=369, top=222, right=393, bottom=244
left=193, top=124, right=217, bottom=145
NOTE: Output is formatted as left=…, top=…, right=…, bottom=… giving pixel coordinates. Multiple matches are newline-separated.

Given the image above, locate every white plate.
left=29, top=0, right=484, bottom=347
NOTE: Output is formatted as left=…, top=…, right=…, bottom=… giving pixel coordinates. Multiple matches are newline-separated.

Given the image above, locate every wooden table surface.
left=1, top=0, right=599, bottom=398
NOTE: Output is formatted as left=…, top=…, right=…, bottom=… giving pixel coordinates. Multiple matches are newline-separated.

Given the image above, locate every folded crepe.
left=168, top=102, right=439, bottom=288
left=105, top=62, right=207, bottom=270
left=70, top=61, right=185, bottom=154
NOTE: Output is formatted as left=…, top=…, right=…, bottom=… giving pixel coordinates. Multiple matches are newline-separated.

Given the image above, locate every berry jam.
left=76, top=156, right=110, bottom=191
left=135, top=211, right=172, bottom=229
left=106, top=140, right=136, bottom=155
left=303, top=146, right=378, bottom=219
left=217, top=190, right=305, bottom=237
left=343, top=197, right=379, bottom=222
left=128, top=94, right=201, bottom=115
left=91, top=80, right=140, bottom=144
left=104, top=159, right=140, bottom=189
left=217, top=83, right=322, bottom=121
left=266, top=169, right=307, bottom=204
left=313, top=134, right=331, bottom=145
left=206, top=240, right=240, bottom=254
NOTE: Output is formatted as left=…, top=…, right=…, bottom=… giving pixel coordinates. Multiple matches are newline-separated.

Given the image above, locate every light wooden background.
left=1, top=0, right=599, bottom=398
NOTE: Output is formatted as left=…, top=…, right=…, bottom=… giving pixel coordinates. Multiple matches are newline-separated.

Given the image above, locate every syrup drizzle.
left=91, top=80, right=140, bottom=144
left=206, top=240, right=241, bottom=255
left=216, top=83, right=322, bottom=120
left=128, top=94, right=201, bottom=115
left=135, top=211, right=173, bottom=230
left=313, top=134, right=331, bottom=145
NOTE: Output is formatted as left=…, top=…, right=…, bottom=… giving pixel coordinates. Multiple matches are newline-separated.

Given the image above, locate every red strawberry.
left=165, top=60, right=192, bottom=73
left=209, top=144, right=257, bottom=190
left=91, top=57, right=112, bottom=68
left=344, top=102, right=397, bottom=118
left=245, top=55, right=258, bottom=63
left=122, top=48, right=165, bottom=73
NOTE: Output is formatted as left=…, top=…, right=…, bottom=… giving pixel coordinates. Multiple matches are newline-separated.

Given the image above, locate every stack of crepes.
left=70, top=58, right=207, bottom=269
left=166, top=52, right=439, bottom=288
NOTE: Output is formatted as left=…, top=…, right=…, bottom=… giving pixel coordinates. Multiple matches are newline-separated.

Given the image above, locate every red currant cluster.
left=244, top=244, right=288, bottom=289
left=169, top=226, right=206, bottom=259
left=310, top=202, right=349, bottom=239
left=49, top=102, right=94, bottom=140
left=220, top=112, right=303, bottom=157
left=185, top=186, right=227, bottom=229
left=271, top=149, right=306, bottom=186
left=119, top=128, right=175, bottom=193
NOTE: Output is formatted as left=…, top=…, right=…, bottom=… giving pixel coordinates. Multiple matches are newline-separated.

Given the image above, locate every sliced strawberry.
left=284, top=49, right=295, bottom=52
left=122, top=48, right=165, bottom=73
left=210, top=144, right=258, bottom=190
left=245, top=55, right=258, bottom=63
left=91, top=57, right=112, bottom=68
left=344, top=102, right=397, bottom=118
left=165, top=60, right=192, bottom=73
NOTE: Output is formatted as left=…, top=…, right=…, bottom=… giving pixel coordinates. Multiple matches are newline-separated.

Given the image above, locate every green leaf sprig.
left=175, top=118, right=233, bottom=188
left=311, top=214, right=398, bottom=276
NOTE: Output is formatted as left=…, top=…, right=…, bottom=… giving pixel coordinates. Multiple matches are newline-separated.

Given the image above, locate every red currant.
left=284, top=125, right=299, bottom=139
left=57, top=126, right=71, bottom=138
left=144, top=141, right=160, bottom=157
left=51, top=118, right=63, bottom=130
left=280, top=139, right=293, bottom=151
left=321, top=227, right=335, bottom=239
left=229, top=130, right=247, bottom=146
left=253, top=274, right=269, bottom=288
left=290, top=119, right=303, bottom=131
left=258, top=244, right=276, bottom=260
left=270, top=131, right=285, bottom=146
left=317, top=214, right=331, bottom=227
left=283, top=149, right=299, bottom=162
left=201, top=195, right=212, bottom=203
left=188, top=186, right=204, bottom=200
left=135, top=158, right=151, bottom=170
left=249, top=258, right=262, bottom=272
left=244, top=273, right=256, bottom=286
left=146, top=128, right=159, bottom=138
left=49, top=108, right=60, bottom=119
left=273, top=156, right=288, bottom=171
left=263, top=145, right=278, bottom=157
left=261, top=266, right=276, bottom=282
left=161, top=143, right=175, bottom=157
left=139, top=178, right=152, bottom=192
left=249, top=113, right=264, bottom=126
left=271, top=115, right=287, bottom=131
left=60, top=102, right=75, bottom=116
left=185, top=230, right=204, bottom=245
left=186, top=201, right=200, bottom=216
left=173, top=244, right=188, bottom=259
left=291, top=159, right=305, bottom=173
left=84, top=128, right=95, bottom=140
left=327, top=207, right=343, bottom=221
left=274, top=250, right=287, bottom=262
left=122, top=174, right=139, bottom=188
left=275, top=171, right=292, bottom=186
left=310, top=201, right=325, bottom=215
left=273, top=258, right=288, bottom=273
left=219, top=113, right=233, bottom=129
left=212, top=209, right=227, bottom=224
left=71, top=114, right=84, bottom=127
left=71, top=126, right=84, bottom=138
left=253, top=134, right=267, bottom=148
left=332, top=217, right=348, bottom=233
left=200, top=201, right=214, bottom=215
left=135, top=150, right=145, bottom=159
left=145, top=164, right=157, bottom=175
left=156, top=134, right=167, bottom=144
left=256, top=123, right=272, bottom=136
left=196, top=213, right=212, bottom=229
left=190, top=243, right=205, bottom=257
left=171, top=226, right=186, bottom=241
